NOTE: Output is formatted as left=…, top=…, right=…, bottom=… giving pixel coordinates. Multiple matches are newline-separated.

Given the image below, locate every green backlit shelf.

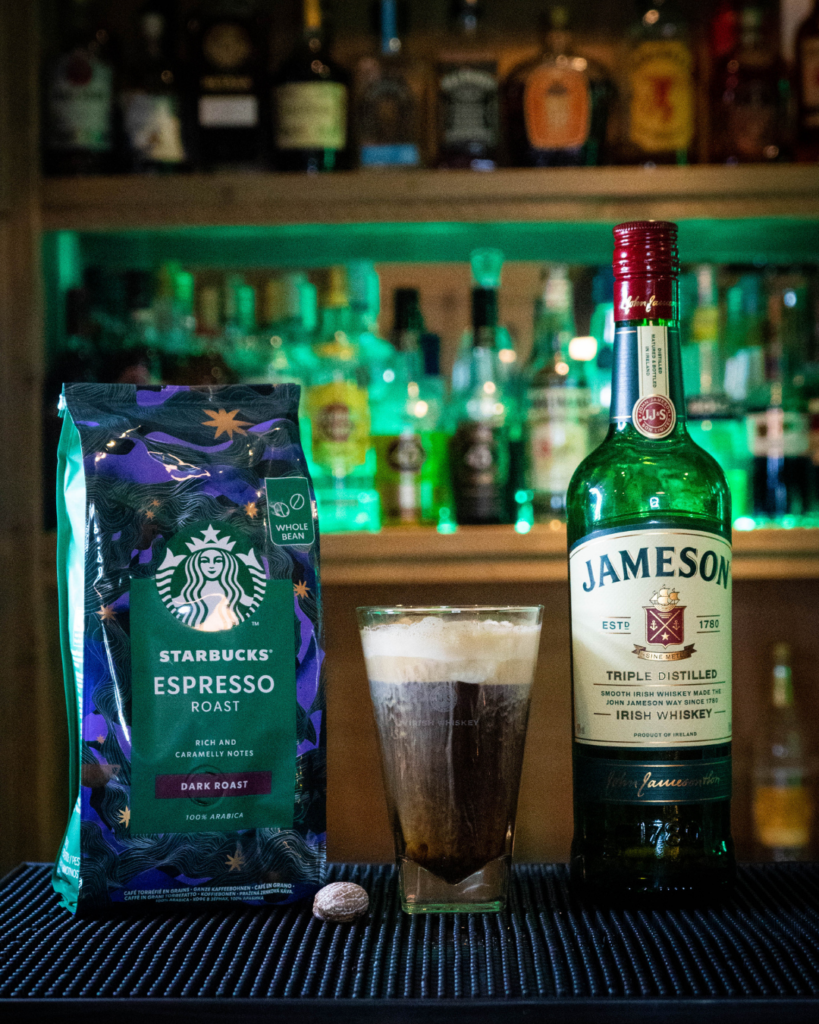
left=41, top=165, right=819, bottom=266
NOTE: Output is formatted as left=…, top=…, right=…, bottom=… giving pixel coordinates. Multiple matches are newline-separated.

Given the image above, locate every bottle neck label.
left=569, top=523, right=732, bottom=751
left=611, top=323, right=684, bottom=438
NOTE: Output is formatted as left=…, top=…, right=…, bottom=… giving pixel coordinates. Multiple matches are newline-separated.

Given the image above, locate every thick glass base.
left=398, top=855, right=510, bottom=914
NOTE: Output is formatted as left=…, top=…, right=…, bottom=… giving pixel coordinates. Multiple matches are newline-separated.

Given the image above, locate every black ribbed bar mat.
left=3, top=863, right=819, bottom=1023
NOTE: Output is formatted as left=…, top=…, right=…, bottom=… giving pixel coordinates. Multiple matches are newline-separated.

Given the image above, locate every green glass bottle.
left=567, top=221, right=735, bottom=901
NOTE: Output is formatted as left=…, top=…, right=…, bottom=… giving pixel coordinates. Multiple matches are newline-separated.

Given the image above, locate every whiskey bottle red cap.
left=613, top=221, right=679, bottom=321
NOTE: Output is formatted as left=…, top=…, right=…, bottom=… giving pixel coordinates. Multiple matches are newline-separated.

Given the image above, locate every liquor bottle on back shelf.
left=795, top=0, right=819, bottom=161
left=187, top=0, right=268, bottom=169
left=526, top=265, right=592, bottom=522
left=568, top=221, right=735, bottom=901
left=372, top=288, right=447, bottom=526
left=710, top=6, right=789, bottom=164
left=449, top=286, right=511, bottom=525
left=119, top=0, right=188, bottom=172
left=745, top=289, right=812, bottom=523
left=44, top=0, right=115, bottom=175
left=305, top=267, right=378, bottom=532
left=616, top=0, right=695, bottom=166
left=354, top=0, right=428, bottom=168
left=503, top=6, right=613, bottom=167
left=683, top=265, right=750, bottom=520
left=753, top=643, right=814, bottom=861
left=436, top=0, right=499, bottom=169
left=274, top=0, right=350, bottom=172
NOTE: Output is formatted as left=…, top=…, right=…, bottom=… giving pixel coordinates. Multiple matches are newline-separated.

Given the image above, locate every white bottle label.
left=528, top=386, right=591, bottom=493
left=198, top=95, right=259, bottom=128
left=570, top=526, right=732, bottom=748
left=632, top=325, right=677, bottom=438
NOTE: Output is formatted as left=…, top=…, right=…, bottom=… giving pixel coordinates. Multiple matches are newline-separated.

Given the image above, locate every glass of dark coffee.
left=357, top=605, right=543, bottom=914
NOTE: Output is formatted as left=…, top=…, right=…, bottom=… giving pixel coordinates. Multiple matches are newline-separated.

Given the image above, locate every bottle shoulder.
left=567, top=429, right=731, bottom=544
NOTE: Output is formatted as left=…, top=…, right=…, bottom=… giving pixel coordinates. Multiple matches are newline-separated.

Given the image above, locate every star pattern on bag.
left=203, top=408, right=252, bottom=440
left=226, top=847, right=245, bottom=872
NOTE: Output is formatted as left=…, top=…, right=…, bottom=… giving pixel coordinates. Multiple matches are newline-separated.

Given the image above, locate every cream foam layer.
left=361, top=616, right=541, bottom=685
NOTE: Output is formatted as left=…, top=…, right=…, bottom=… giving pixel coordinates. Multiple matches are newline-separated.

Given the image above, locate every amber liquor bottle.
left=615, top=0, right=695, bottom=166
left=567, top=221, right=735, bottom=901
left=503, top=6, right=612, bottom=167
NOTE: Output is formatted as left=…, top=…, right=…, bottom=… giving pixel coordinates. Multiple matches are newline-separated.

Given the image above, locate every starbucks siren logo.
left=156, top=522, right=266, bottom=632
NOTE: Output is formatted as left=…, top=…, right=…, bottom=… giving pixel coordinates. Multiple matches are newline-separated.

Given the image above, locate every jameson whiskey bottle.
left=274, top=0, right=349, bottom=172
left=568, top=221, right=735, bottom=901
left=617, top=0, right=695, bottom=166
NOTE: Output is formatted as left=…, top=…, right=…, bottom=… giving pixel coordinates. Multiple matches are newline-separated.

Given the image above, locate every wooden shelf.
left=40, top=526, right=819, bottom=587
left=321, top=525, right=819, bottom=585
left=42, top=164, right=819, bottom=232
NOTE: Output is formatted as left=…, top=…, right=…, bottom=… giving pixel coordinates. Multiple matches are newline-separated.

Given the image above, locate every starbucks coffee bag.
left=54, top=384, right=326, bottom=912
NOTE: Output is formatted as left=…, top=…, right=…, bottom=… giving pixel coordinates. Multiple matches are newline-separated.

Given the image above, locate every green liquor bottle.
left=526, top=264, right=593, bottom=523
left=567, top=221, right=735, bottom=901
left=372, top=288, right=446, bottom=526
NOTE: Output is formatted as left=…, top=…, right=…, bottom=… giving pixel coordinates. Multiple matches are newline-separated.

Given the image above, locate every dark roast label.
left=573, top=753, right=732, bottom=804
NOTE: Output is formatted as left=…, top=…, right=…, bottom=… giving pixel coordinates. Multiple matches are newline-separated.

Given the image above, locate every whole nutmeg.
left=313, top=882, right=369, bottom=923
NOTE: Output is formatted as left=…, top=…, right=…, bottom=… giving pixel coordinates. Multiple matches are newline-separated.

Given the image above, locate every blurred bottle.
left=164, top=278, right=234, bottom=385
left=187, top=0, right=268, bottom=169
left=347, top=261, right=396, bottom=405
left=504, top=6, right=613, bottom=167
left=753, top=643, right=814, bottom=861
left=711, top=0, right=739, bottom=61
left=305, top=267, right=378, bottom=532
left=745, top=286, right=812, bottom=521
left=44, top=0, right=115, bottom=175
left=710, top=6, right=789, bottom=164
left=262, top=273, right=319, bottom=385
left=119, top=0, right=188, bottom=172
left=452, top=249, right=518, bottom=395
left=274, top=0, right=349, bottom=172
left=221, top=275, right=261, bottom=379
left=354, top=0, right=428, bottom=168
left=449, top=286, right=511, bottom=525
left=154, top=262, right=198, bottom=370
left=372, top=288, right=448, bottom=525
left=616, top=0, right=695, bottom=166
left=525, top=265, right=592, bottom=521
left=723, top=270, right=766, bottom=404
left=796, top=0, right=819, bottom=161
left=588, top=266, right=615, bottom=444
left=436, top=0, right=499, bottom=169
left=684, top=265, right=750, bottom=519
